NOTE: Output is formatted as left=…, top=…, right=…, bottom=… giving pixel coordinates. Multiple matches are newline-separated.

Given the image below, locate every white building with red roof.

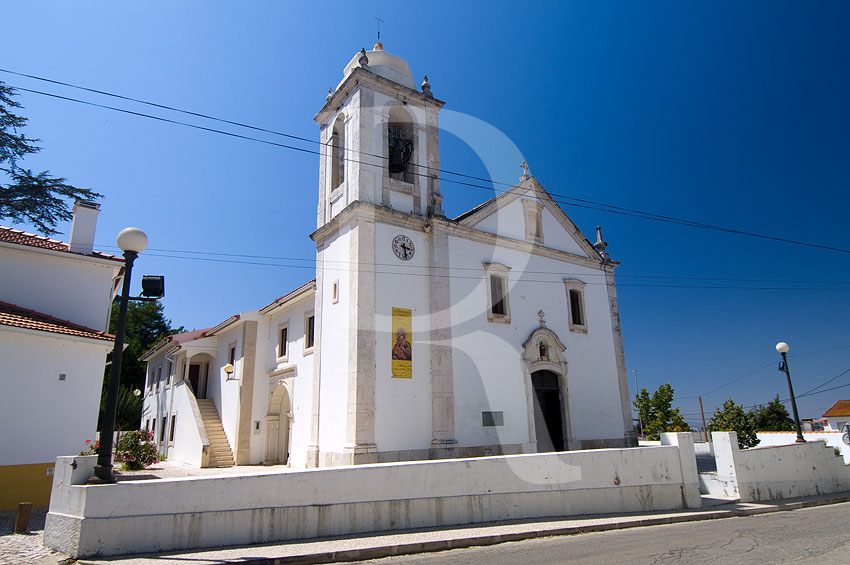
left=0, top=201, right=124, bottom=509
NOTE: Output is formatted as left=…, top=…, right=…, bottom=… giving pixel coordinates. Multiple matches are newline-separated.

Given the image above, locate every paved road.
left=361, top=502, right=850, bottom=565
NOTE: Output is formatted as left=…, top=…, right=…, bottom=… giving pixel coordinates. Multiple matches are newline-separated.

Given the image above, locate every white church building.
left=140, top=43, right=637, bottom=469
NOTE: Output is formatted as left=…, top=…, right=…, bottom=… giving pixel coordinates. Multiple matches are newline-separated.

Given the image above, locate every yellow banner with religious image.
left=391, top=307, right=412, bottom=379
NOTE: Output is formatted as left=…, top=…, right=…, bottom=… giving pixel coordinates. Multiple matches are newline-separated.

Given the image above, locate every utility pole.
left=699, top=396, right=709, bottom=443
left=633, top=370, right=642, bottom=437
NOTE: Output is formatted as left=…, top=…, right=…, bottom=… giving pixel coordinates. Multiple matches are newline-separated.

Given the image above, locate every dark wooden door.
left=532, top=370, right=566, bottom=451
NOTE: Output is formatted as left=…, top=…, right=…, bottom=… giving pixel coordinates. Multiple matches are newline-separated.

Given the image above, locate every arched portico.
left=521, top=316, right=572, bottom=452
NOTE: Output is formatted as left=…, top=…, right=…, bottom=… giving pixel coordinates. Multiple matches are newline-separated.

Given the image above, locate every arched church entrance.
left=265, top=384, right=291, bottom=465
left=531, top=370, right=566, bottom=452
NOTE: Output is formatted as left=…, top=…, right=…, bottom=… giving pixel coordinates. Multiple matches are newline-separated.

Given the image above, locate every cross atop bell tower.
left=314, top=44, right=446, bottom=229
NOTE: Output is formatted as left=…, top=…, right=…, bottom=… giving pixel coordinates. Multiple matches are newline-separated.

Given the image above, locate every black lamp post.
left=776, top=341, right=806, bottom=444
left=93, top=227, right=148, bottom=483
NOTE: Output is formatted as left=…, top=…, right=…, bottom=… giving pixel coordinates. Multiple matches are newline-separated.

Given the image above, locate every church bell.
left=388, top=126, right=413, bottom=174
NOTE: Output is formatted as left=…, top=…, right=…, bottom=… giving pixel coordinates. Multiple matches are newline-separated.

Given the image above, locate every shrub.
left=114, top=430, right=159, bottom=470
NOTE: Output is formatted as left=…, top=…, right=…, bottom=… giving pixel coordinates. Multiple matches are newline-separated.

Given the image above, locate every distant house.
left=0, top=201, right=124, bottom=509
left=824, top=400, right=850, bottom=432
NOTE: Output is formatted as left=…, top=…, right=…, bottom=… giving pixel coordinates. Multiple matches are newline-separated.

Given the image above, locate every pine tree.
left=1, top=81, right=101, bottom=235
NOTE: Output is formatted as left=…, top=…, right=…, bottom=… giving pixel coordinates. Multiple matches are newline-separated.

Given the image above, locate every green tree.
left=749, top=395, right=794, bottom=432
left=99, top=300, right=182, bottom=430
left=633, top=383, right=691, bottom=440
left=1, top=81, right=101, bottom=235
left=709, top=398, right=760, bottom=449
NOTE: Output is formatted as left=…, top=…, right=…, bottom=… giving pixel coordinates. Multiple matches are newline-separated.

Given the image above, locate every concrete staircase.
left=197, top=399, right=235, bottom=468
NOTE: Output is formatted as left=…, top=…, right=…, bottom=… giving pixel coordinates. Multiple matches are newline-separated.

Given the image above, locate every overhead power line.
left=4, top=70, right=850, bottom=255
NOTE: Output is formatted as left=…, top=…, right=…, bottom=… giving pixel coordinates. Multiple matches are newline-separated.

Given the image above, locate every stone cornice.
left=311, top=201, right=618, bottom=271
left=315, top=67, right=445, bottom=126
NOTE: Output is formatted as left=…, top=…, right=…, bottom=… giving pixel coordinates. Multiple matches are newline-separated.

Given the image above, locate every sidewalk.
left=7, top=491, right=848, bottom=565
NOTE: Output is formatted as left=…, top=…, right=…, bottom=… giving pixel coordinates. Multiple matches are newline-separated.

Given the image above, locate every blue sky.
left=3, top=1, right=849, bottom=425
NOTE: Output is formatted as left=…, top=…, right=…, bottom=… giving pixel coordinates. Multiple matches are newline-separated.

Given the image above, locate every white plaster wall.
left=165, top=383, right=206, bottom=467
left=0, top=246, right=120, bottom=332
left=318, top=230, right=352, bottom=454
left=826, top=416, right=849, bottom=431
left=0, top=329, right=111, bottom=466
left=470, top=198, right=589, bottom=258
left=757, top=431, right=850, bottom=464
left=45, top=439, right=698, bottom=558
left=213, top=325, right=244, bottom=450
left=261, top=292, right=316, bottom=468
left=446, top=236, right=625, bottom=448
left=713, top=431, right=850, bottom=502
left=373, top=223, right=433, bottom=452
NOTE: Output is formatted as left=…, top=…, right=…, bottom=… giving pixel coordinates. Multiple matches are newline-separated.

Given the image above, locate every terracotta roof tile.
left=823, top=400, right=850, bottom=417
left=0, top=225, right=123, bottom=262
left=0, top=301, right=114, bottom=341
left=260, top=280, right=316, bottom=312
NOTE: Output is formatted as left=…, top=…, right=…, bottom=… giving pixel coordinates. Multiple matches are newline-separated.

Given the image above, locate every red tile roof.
left=823, top=400, right=850, bottom=417
left=0, top=226, right=123, bottom=262
left=0, top=301, right=114, bottom=341
left=260, top=280, right=316, bottom=312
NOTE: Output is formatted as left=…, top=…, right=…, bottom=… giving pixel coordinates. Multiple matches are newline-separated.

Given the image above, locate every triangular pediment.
left=454, top=176, right=602, bottom=259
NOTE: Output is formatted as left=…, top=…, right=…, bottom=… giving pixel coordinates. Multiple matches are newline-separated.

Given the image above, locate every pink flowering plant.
left=114, top=430, right=159, bottom=470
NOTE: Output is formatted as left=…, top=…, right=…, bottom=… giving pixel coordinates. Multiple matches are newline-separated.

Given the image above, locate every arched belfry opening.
left=521, top=318, right=571, bottom=452
left=330, top=114, right=345, bottom=189
left=387, top=106, right=414, bottom=183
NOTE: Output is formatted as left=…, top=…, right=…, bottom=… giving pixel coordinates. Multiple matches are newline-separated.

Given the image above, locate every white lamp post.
left=93, top=228, right=148, bottom=483
left=776, top=341, right=806, bottom=443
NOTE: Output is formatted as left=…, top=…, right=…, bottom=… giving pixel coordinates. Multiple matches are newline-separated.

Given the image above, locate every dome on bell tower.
left=340, top=44, right=417, bottom=90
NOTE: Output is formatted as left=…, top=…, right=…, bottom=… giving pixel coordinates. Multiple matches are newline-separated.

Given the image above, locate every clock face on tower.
left=392, top=234, right=415, bottom=261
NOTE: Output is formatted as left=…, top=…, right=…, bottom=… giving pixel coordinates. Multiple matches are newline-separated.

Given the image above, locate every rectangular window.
left=166, top=361, right=173, bottom=386
left=229, top=346, right=236, bottom=365
left=305, top=315, right=315, bottom=349
left=151, top=418, right=156, bottom=437
left=332, top=280, right=339, bottom=304
left=169, top=415, right=176, bottom=442
left=490, top=275, right=505, bottom=316
left=564, top=279, right=588, bottom=333
left=160, top=417, right=167, bottom=442
left=569, top=289, right=583, bottom=326
left=156, top=365, right=162, bottom=391
left=484, top=263, right=511, bottom=323
left=278, top=327, right=288, bottom=359
left=145, top=419, right=150, bottom=432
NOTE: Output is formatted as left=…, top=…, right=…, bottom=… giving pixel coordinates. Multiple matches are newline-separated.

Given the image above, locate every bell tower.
left=308, top=44, right=456, bottom=468
left=313, top=43, right=445, bottom=226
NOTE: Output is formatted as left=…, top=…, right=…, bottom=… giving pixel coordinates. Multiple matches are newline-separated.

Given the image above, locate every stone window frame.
left=166, top=360, right=173, bottom=388
left=156, top=364, right=162, bottom=391
left=169, top=413, right=177, bottom=446
left=331, top=279, right=340, bottom=304
left=522, top=199, right=544, bottom=244
left=329, top=113, right=346, bottom=191
left=484, top=262, right=512, bottom=324
left=304, top=311, right=316, bottom=355
left=276, top=321, right=290, bottom=363
left=563, top=278, right=588, bottom=333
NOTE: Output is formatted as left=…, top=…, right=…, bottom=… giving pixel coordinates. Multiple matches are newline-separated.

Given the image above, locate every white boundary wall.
left=709, top=431, right=850, bottom=502
left=757, top=431, right=850, bottom=464
left=45, top=435, right=699, bottom=558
